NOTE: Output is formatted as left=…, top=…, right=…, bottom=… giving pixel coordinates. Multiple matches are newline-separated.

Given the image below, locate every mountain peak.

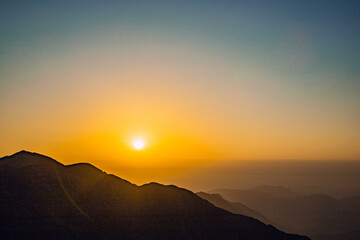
left=66, top=162, right=103, bottom=172
left=16, top=150, right=32, bottom=154
left=8, top=150, right=38, bottom=157
left=197, top=192, right=225, bottom=201
left=0, top=150, right=63, bottom=167
left=6, top=150, right=53, bottom=159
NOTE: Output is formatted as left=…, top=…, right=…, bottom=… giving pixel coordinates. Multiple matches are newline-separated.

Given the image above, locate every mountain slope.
left=196, top=192, right=293, bottom=233
left=197, top=192, right=272, bottom=223
left=0, top=151, right=309, bottom=240
left=211, top=188, right=360, bottom=239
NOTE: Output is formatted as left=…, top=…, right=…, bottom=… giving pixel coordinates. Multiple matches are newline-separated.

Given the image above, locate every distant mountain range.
left=0, top=151, right=309, bottom=240
left=210, top=187, right=360, bottom=240
left=196, top=191, right=292, bottom=233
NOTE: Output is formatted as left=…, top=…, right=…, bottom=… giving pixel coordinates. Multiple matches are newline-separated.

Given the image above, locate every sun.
left=132, top=139, right=145, bottom=150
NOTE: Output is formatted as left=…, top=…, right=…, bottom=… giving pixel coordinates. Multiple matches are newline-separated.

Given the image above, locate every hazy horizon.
left=4, top=150, right=360, bottom=194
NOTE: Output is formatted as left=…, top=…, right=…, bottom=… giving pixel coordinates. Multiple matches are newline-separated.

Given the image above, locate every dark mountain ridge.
left=0, top=151, right=309, bottom=240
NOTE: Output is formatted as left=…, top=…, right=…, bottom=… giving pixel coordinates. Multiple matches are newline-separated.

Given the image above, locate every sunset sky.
left=1, top=1, right=359, bottom=175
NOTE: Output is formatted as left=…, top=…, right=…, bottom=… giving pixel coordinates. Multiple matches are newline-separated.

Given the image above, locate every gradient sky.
left=1, top=1, right=360, bottom=174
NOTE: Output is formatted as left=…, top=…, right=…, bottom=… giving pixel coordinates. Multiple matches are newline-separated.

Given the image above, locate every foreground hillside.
left=0, top=151, right=309, bottom=240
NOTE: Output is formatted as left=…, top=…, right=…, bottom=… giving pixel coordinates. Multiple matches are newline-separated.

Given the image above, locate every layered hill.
left=211, top=188, right=360, bottom=239
left=196, top=192, right=292, bottom=233
left=0, top=151, right=309, bottom=240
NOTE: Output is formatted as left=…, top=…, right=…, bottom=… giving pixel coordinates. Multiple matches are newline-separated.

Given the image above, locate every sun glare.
left=133, top=139, right=145, bottom=150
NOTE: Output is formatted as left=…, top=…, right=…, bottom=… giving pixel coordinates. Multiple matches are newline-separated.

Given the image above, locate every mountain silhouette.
left=196, top=192, right=293, bottom=233
left=211, top=188, right=360, bottom=240
left=0, top=151, right=309, bottom=240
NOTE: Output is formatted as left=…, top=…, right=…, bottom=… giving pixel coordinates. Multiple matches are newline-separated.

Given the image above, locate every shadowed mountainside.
left=196, top=192, right=293, bottom=233
left=0, top=151, right=309, bottom=240
left=211, top=188, right=360, bottom=240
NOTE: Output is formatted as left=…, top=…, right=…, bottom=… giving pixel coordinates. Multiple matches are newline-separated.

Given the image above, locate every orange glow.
left=1, top=33, right=359, bottom=186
